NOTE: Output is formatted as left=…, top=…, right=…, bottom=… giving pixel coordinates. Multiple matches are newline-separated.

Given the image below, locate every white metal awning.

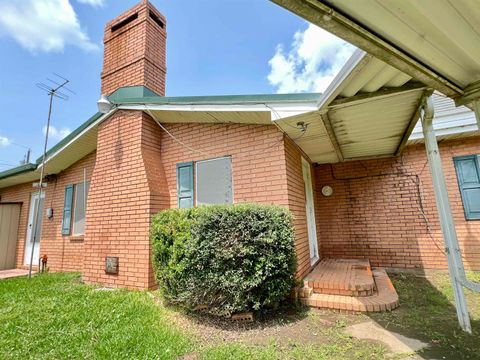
left=274, top=51, right=430, bottom=163
left=271, top=0, right=480, bottom=107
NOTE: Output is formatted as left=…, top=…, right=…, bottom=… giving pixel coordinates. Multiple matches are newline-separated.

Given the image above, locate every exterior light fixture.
left=321, top=185, right=333, bottom=197
left=297, top=121, right=309, bottom=133
left=97, top=94, right=113, bottom=113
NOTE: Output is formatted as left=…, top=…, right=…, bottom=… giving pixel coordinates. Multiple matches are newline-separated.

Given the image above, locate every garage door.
left=0, top=203, right=21, bottom=270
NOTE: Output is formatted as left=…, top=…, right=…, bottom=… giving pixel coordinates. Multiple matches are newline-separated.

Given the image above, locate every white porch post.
left=421, top=96, right=472, bottom=333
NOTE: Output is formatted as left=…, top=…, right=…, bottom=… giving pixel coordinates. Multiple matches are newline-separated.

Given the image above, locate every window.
left=454, top=155, right=480, bottom=220
left=176, top=157, right=232, bottom=208
left=73, top=182, right=89, bottom=235
left=62, top=182, right=89, bottom=236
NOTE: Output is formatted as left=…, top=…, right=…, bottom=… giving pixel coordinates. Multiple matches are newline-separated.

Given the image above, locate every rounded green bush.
left=150, top=203, right=296, bottom=314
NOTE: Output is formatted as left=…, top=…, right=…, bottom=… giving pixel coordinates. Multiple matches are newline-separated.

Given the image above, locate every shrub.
left=150, top=203, right=296, bottom=314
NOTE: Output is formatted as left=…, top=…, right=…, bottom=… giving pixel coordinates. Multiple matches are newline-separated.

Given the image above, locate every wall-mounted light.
left=97, top=94, right=113, bottom=114
left=322, top=185, right=333, bottom=197
left=297, top=121, right=309, bottom=133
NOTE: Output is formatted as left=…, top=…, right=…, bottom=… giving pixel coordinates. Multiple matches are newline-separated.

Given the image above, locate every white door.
left=24, top=192, right=45, bottom=265
left=302, top=157, right=319, bottom=265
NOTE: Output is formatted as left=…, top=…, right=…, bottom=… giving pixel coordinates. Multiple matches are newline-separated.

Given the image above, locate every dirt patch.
left=164, top=302, right=364, bottom=347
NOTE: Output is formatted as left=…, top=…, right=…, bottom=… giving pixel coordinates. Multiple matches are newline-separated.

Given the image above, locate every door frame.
left=302, top=157, right=319, bottom=265
left=24, top=191, right=45, bottom=266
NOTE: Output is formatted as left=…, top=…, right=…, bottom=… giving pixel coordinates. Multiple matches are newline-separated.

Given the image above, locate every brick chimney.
left=101, top=0, right=166, bottom=96
left=84, top=1, right=170, bottom=290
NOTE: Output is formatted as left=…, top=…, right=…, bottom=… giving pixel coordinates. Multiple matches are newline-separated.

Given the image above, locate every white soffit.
left=41, top=127, right=98, bottom=175
left=135, top=100, right=319, bottom=125
left=323, top=0, right=480, bottom=90
left=0, top=171, right=39, bottom=189
left=275, top=111, right=339, bottom=164
left=276, top=51, right=428, bottom=164
left=33, top=124, right=98, bottom=180
left=330, top=88, right=425, bottom=159
left=271, top=0, right=480, bottom=99
left=150, top=110, right=272, bottom=125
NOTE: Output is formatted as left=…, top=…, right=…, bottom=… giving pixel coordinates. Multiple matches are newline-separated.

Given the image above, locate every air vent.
left=149, top=10, right=164, bottom=28
left=111, top=13, right=138, bottom=32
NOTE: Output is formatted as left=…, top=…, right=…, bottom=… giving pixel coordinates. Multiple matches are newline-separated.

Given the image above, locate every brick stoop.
left=303, top=258, right=376, bottom=297
left=299, top=259, right=399, bottom=313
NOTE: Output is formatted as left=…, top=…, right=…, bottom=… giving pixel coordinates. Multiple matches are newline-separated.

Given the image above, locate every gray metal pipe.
left=421, top=96, right=472, bottom=333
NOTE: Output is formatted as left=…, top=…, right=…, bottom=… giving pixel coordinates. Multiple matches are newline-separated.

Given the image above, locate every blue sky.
left=0, top=0, right=353, bottom=168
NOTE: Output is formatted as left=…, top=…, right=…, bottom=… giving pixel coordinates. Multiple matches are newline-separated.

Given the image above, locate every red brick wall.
left=0, top=152, right=96, bottom=271
left=158, top=123, right=314, bottom=278
left=82, top=111, right=168, bottom=289
left=101, top=0, right=166, bottom=95
left=159, top=123, right=289, bottom=207
left=315, top=136, right=480, bottom=270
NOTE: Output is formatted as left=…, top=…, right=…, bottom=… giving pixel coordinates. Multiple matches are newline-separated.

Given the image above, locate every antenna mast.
left=28, top=74, right=74, bottom=279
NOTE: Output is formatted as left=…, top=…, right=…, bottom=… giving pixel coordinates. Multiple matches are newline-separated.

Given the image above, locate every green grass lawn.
left=372, top=271, right=480, bottom=359
left=0, top=271, right=479, bottom=359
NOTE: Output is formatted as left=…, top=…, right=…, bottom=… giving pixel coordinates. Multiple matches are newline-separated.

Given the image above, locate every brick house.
left=0, top=1, right=479, bottom=310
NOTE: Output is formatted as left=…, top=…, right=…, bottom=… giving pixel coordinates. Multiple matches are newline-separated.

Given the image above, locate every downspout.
left=421, top=96, right=472, bottom=333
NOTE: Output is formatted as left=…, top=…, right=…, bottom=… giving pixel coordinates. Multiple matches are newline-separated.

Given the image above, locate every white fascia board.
left=37, top=109, right=116, bottom=169
left=120, top=102, right=318, bottom=113
left=120, top=102, right=319, bottom=121
left=119, top=103, right=271, bottom=112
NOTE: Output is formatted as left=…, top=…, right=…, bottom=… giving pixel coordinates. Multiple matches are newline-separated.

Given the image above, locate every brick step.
left=299, top=268, right=399, bottom=313
left=303, top=258, right=376, bottom=297
left=312, top=287, right=374, bottom=297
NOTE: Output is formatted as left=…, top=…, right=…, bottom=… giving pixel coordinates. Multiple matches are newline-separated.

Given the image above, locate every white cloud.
left=43, top=125, right=71, bottom=141
left=268, top=23, right=356, bottom=93
left=0, top=136, right=11, bottom=147
left=0, top=0, right=99, bottom=53
left=76, top=0, right=105, bottom=7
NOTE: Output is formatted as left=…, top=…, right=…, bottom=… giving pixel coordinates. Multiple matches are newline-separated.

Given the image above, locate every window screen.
left=196, top=157, right=232, bottom=205
left=73, top=182, right=90, bottom=235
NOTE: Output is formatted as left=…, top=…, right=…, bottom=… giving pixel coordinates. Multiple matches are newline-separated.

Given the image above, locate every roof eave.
left=270, top=0, right=463, bottom=98
left=0, top=163, right=37, bottom=181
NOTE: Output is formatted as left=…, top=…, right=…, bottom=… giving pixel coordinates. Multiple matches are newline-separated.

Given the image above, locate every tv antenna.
left=28, top=73, right=75, bottom=279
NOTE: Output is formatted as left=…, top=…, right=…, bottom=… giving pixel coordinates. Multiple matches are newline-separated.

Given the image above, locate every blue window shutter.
left=454, top=155, right=480, bottom=220
left=176, top=162, right=194, bottom=208
left=62, top=184, right=74, bottom=235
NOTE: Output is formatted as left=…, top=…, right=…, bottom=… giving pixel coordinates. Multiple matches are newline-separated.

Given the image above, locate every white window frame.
left=72, top=182, right=89, bottom=236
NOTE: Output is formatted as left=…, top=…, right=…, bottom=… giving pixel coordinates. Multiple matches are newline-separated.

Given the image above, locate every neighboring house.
left=0, top=1, right=479, bottom=308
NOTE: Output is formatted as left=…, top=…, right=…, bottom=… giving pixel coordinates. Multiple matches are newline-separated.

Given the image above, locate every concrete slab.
left=0, top=269, right=32, bottom=280
left=345, top=320, right=428, bottom=355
